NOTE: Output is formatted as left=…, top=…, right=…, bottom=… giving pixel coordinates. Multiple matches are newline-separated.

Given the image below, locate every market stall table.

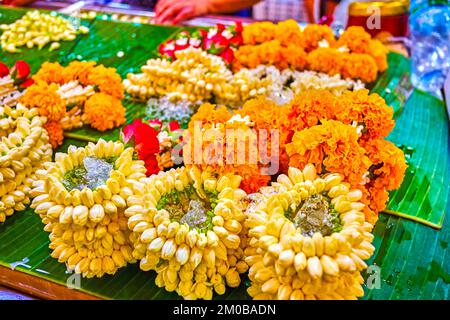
left=0, top=5, right=449, bottom=300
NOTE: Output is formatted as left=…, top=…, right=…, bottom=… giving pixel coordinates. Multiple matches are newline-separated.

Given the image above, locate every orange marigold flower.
left=369, top=39, right=389, bottom=72
left=83, top=93, right=126, bottom=131
left=359, top=185, right=388, bottom=224
left=62, top=60, right=97, bottom=84
left=86, top=65, right=124, bottom=100
left=32, top=62, right=65, bottom=84
left=362, top=139, right=407, bottom=191
left=336, top=89, right=395, bottom=141
left=336, top=26, right=372, bottom=53
left=340, top=53, right=378, bottom=83
left=20, top=81, right=66, bottom=121
left=184, top=114, right=271, bottom=193
left=188, top=103, right=231, bottom=129
left=286, top=89, right=340, bottom=134
left=236, top=98, right=291, bottom=173
left=274, top=19, right=303, bottom=47
left=307, top=47, right=343, bottom=76
left=301, top=24, right=336, bottom=52
left=286, top=120, right=371, bottom=186
left=242, top=21, right=277, bottom=45
left=44, top=120, right=64, bottom=149
left=234, top=40, right=306, bottom=71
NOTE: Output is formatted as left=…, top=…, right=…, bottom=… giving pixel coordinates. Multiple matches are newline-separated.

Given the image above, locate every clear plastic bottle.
left=409, top=0, right=450, bottom=93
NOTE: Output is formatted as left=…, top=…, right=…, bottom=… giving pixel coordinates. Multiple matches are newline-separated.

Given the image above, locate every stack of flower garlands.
left=0, top=60, right=34, bottom=106
left=0, top=103, right=52, bottom=223
left=235, top=22, right=388, bottom=83
left=30, top=139, right=147, bottom=277
left=123, top=23, right=384, bottom=116
left=19, top=61, right=126, bottom=148
left=179, top=88, right=406, bottom=299
left=184, top=89, right=407, bottom=225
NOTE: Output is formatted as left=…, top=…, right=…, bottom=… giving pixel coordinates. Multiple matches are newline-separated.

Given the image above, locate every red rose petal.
left=0, top=62, right=9, bottom=78
left=14, top=60, right=31, bottom=79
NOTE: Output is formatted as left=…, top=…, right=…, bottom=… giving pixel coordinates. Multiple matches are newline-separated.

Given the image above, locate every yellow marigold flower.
left=244, top=165, right=375, bottom=300
left=242, top=21, right=277, bottom=45
left=286, top=120, right=371, bottom=186
left=340, top=53, right=378, bottom=83
left=43, top=120, right=64, bottom=149
left=20, top=81, right=66, bottom=121
left=86, top=65, right=124, bottom=100
left=83, top=93, right=125, bottom=131
left=32, top=61, right=65, bottom=84
left=335, top=89, right=395, bottom=141
left=301, top=24, right=336, bottom=52
left=62, top=60, right=97, bottom=84
left=337, top=26, right=372, bottom=53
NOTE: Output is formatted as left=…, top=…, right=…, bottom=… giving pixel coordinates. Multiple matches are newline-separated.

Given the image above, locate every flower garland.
left=0, top=10, right=89, bottom=53
left=30, top=139, right=147, bottom=278
left=0, top=103, right=52, bottom=223
left=244, top=165, right=375, bottom=300
left=158, top=23, right=243, bottom=64
left=124, top=166, right=248, bottom=299
left=20, top=61, right=126, bottom=148
left=235, top=22, right=388, bottom=83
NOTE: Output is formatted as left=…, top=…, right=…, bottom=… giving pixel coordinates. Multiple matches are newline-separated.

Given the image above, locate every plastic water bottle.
left=409, top=0, right=450, bottom=93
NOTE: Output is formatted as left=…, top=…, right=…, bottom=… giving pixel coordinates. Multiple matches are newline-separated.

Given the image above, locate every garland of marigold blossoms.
left=236, top=22, right=388, bottom=83
left=187, top=88, right=406, bottom=224
left=20, top=61, right=126, bottom=148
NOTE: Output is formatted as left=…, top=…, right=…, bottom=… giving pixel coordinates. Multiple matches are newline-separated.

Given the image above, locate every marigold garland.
left=21, top=61, right=126, bottom=148
left=184, top=108, right=272, bottom=193
left=335, top=89, right=395, bottom=141
left=238, top=22, right=387, bottom=82
left=286, top=120, right=371, bottom=186
left=83, top=93, right=126, bottom=132
left=20, top=81, right=66, bottom=121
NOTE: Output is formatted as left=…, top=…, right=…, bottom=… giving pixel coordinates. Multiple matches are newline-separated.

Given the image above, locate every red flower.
left=14, top=60, right=31, bottom=79
left=0, top=62, right=9, bottom=78
left=20, top=78, right=35, bottom=88
left=234, top=21, right=243, bottom=33
left=122, top=119, right=163, bottom=176
left=168, top=121, right=180, bottom=132
left=216, top=23, right=225, bottom=33
left=219, top=47, right=235, bottom=65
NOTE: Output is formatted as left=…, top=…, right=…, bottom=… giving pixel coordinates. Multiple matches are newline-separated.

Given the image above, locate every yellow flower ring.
left=124, top=166, right=248, bottom=299
left=0, top=104, right=52, bottom=222
left=244, top=164, right=375, bottom=300
left=30, top=139, right=147, bottom=278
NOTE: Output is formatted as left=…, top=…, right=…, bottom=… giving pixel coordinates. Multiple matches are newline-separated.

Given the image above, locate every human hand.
left=154, top=0, right=207, bottom=25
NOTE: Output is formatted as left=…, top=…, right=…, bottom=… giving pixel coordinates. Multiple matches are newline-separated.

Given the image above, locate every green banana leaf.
left=0, top=6, right=449, bottom=299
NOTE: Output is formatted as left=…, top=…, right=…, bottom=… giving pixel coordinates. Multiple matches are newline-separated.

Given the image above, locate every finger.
left=155, top=0, right=173, bottom=15
left=155, top=4, right=183, bottom=25
left=172, top=6, right=195, bottom=25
